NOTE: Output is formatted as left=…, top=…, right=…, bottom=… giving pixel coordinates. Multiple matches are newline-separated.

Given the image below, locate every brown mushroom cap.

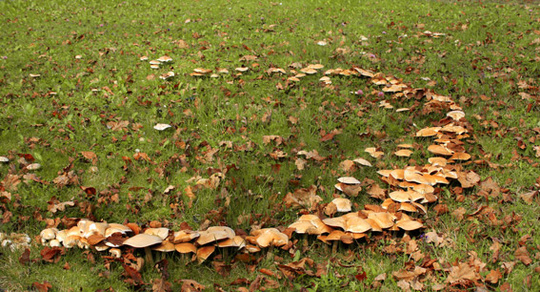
left=196, top=245, right=215, bottom=263
left=217, top=236, right=246, bottom=249
left=173, top=230, right=200, bottom=243
left=153, top=240, right=176, bottom=252
left=175, top=242, right=197, bottom=254
left=196, top=226, right=235, bottom=245
left=105, top=223, right=133, bottom=237
left=395, top=214, right=424, bottom=231
left=251, top=228, right=289, bottom=248
left=40, top=228, right=58, bottom=241
left=332, top=198, right=352, bottom=212
left=416, top=127, right=441, bottom=137
left=323, top=213, right=371, bottom=234
left=143, top=227, right=170, bottom=240
left=427, top=144, right=454, bottom=156
left=289, top=214, right=333, bottom=235
left=123, top=233, right=163, bottom=248
left=446, top=110, right=465, bottom=120
left=367, top=212, right=395, bottom=229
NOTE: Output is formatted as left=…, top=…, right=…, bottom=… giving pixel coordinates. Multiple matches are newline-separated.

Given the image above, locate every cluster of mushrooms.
left=37, top=66, right=471, bottom=266
left=0, top=232, right=32, bottom=251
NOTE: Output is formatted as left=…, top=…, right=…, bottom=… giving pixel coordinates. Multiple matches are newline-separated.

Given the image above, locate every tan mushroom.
left=251, top=228, right=288, bottom=248
left=143, top=227, right=170, bottom=240
left=196, top=226, right=235, bottom=246
left=173, top=230, right=200, bottom=243
left=196, top=245, right=215, bottom=263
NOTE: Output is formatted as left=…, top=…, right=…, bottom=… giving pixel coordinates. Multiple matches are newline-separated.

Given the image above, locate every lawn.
left=0, top=0, right=539, bottom=291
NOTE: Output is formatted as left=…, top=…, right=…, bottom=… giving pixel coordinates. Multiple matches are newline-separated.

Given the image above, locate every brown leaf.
left=339, top=160, right=356, bottom=172
left=122, top=263, right=144, bottom=286
left=2, top=174, right=21, bottom=191
left=519, top=191, right=537, bottom=205
left=40, top=247, right=64, bottom=263
left=80, top=151, right=98, bottom=165
left=32, top=281, right=52, bottom=292
left=367, top=184, right=386, bottom=200
left=107, top=120, right=129, bottom=131
left=485, top=269, right=502, bottom=284
left=152, top=278, right=172, bottom=292
left=249, top=275, right=263, bottom=292
left=514, top=246, right=532, bottom=265
left=19, top=248, right=31, bottom=265
left=445, top=262, right=480, bottom=284
left=2, top=210, right=12, bottom=224
left=341, top=184, right=362, bottom=197
left=433, top=204, right=449, bottom=215
left=457, top=171, right=480, bottom=188
left=282, top=185, right=322, bottom=210
left=180, top=279, right=205, bottom=291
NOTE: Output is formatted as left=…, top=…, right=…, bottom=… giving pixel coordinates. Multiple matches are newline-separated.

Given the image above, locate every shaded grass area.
left=0, top=0, right=539, bottom=290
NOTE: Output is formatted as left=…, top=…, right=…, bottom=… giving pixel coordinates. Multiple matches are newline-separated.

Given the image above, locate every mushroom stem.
left=266, top=245, right=274, bottom=261
left=332, top=241, right=338, bottom=254
left=302, top=234, right=308, bottom=248
left=144, top=246, right=153, bottom=266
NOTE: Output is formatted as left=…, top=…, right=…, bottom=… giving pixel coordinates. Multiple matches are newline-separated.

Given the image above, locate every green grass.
left=1, top=0, right=539, bottom=290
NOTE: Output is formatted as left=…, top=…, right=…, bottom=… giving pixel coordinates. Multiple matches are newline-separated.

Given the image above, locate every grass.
left=1, top=0, right=539, bottom=290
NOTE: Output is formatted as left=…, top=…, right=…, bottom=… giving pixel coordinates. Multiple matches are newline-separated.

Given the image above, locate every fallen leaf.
left=180, top=279, right=205, bottom=291
left=485, top=269, right=502, bottom=284
left=446, top=262, right=480, bottom=284
left=19, top=248, right=31, bottom=265
left=514, top=246, right=532, bottom=265
left=32, top=281, right=52, bottom=292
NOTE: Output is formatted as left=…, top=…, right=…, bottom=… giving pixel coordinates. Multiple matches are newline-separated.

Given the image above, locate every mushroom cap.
left=123, top=233, right=163, bottom=248
left=394, top=149, right=413, bottom=157
left=152, top=240, right=176, bottom=252
left=323, top=213, right=371, bottom=234
left=82, top=222, right=109, bottom=238
left=332, top=198, right=352, bottom=212
left=56, top=230, right=68, bottom=243
left=175, top=242, right=197, bottom=254
left=289, top=215, right=333, bottom=235
left=217, top=236, right=246, bottom=249
left=367, top=212, right=395, bottom=229
left=344, top=216, right=372, bottom=233
left=63, top=235, right=81, bottom=248
left=416, top=127, right=441, bottom=137
left=450, top=152, right=471, bottom=161
left=251, top=228, right=288, bottom=248
left=196, top=226, right=235, bottom=245
left=244, top=244, right=261, bottom=253
left=109, top=248, right=122, bottom=258
left=427, top=144, right=454, bottom=156
left=173, top=230, right=200, bottom=243
left=364, top=218, right=383, bottom=232
left=105, top=223, right=133, bottom=237
left=40, top=228, right=58, bottom=241
left=143, top=227, right=170, bottom=240
left=196, top=245, right=215, bottom=263
left=396, top=219, right=424, bottom=231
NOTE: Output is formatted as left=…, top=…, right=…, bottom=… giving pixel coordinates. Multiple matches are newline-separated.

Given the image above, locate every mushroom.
left=173, top=230, right=200, bottom=243
left=289, top=214, right=333, bottom=247
left=123, top=233, right=163, bottom=265
left=152, top=240, right=176, bottom=252
left=40, top=228, right=58, bottom=245
left=196, top=226, right=235, bottom=246
left=143, top=227, right=170, bottom=240
left=250, top=228, right=288, bottom=248
left=196, top=245, right=215, bottom=263
left=105, top=223, right=133, bottom=237
left=332, top=198, right=352, bottom=213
